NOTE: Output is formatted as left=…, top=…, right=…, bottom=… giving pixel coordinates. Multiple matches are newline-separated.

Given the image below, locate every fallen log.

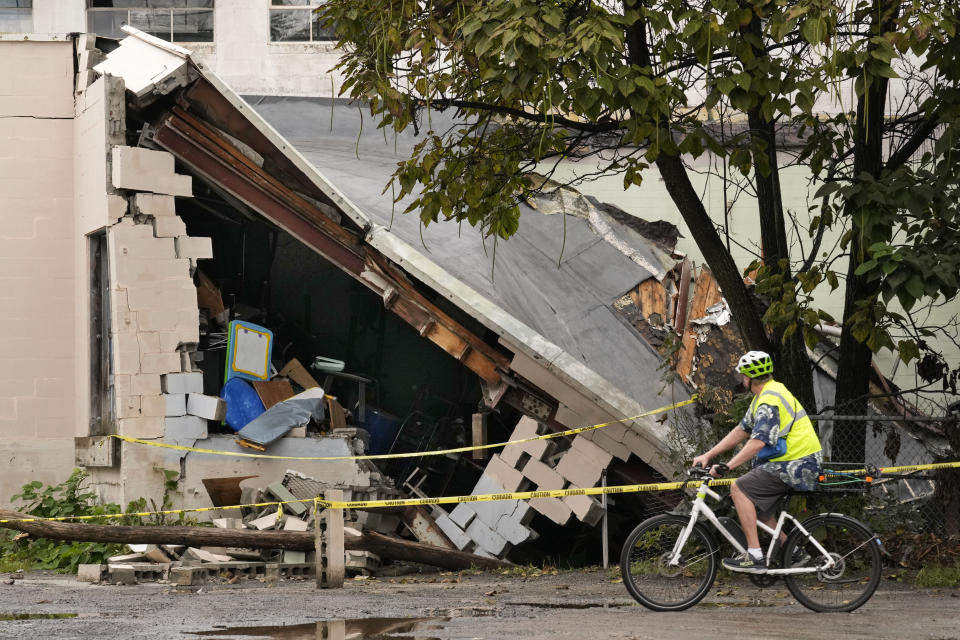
left=0, top=509, right=508, bottom=571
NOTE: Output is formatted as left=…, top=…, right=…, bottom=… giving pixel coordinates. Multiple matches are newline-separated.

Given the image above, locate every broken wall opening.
left=173, top=179, right=523, bottom=496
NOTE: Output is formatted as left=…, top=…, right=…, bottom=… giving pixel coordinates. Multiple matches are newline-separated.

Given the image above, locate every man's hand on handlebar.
left=691, top=453, right=711, bottom=469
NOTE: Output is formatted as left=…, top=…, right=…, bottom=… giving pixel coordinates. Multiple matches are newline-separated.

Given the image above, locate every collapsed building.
left=5, top=28, right=950, bottom=566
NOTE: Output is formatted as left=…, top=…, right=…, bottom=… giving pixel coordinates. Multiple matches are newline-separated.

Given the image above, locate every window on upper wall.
left=0, top=0, right=33, bottom=33
left=86, top=1, right=214, bottom=43
left=269, top=0, right=334, bottom=43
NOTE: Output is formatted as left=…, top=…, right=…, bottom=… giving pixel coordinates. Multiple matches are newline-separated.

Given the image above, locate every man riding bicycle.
left=692, top=350, right=822, bottom=574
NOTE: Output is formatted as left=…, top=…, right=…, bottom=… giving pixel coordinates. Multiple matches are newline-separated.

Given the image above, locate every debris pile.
left=75, top=469, right=456, bottom=587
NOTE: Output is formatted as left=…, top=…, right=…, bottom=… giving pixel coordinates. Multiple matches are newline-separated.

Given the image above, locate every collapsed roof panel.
left=246, top=97, right=687, bottom=424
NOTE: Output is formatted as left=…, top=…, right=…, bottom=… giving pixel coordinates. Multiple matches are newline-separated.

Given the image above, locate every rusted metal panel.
left=400, top=506, right=456, bottom=550
left=152, top=113, right=366, bottom=275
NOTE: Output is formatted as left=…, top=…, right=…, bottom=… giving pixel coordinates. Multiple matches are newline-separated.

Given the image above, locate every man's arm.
left=691, top=425, right=749, bottom=468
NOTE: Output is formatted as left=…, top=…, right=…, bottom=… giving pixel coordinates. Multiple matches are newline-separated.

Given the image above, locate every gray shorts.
left=734, top=468, right=791, bottom=521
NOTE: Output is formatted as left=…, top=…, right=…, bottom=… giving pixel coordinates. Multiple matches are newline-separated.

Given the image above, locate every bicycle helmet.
left=737, top=350, right=773, bottom=378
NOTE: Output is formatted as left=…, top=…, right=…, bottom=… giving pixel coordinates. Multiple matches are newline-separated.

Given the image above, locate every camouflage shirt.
left=739, top=403, right=822, bottom=491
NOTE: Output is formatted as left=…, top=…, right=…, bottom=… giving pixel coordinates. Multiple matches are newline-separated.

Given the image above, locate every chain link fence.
left=812, top=399, right=960, bottom=545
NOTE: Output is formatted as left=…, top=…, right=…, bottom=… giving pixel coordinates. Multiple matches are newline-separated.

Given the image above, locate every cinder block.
left=164, top=415, right=207, bottom=440
left=499, top=443, right=524, bottom=467
left=248, top=514, right=281, bottom=530
left=562, top=491, right=604, bottom=526
left=126, top=282, right=196, bottom=312
left=161, top=372, right=204, bottom=394
left=434, top=513, right=472, bottom=550
left=555, top=452, right=604, bottom=488
left=571, top=435, right=614, bottom=468
left=521, top=458, right=566, bottom=490
left=589, top=428, right=631, bottom=461
left=137, top=331, right=161, bottom=355
left=448, top=503, right=476, bottom=529
left=472, top=496, right=520, bottom=531
left=111, top=146, right=192, bottom=196
left=267, top=482, right=308, bottom=516
left=133, top=193, right=176, bottom=217
left=114, top=235, right=177, bottom=261
left=170, top=567, right=205, bottom=586
left=115, top=257, right=190, bottom=287
left=118, top=394, right=141, bottom=419
left=283, top=550, right=306, bottom=564
left=522, top=437, right=557, bottom=462
left=133, top=371, right=162, bottom=396
left=140, top=352, right=182, bottom=375
left=529, top=496, right=572, bottom=526
left=164, top=393, right=186, bottom=417
left=175, top=236, right=213, bottom=260
left=159, top=331, right=184, bottom=353
left=113, top=332, right=141, bottom=375
left=512, top=416, right=539, bottom=439
left=483, top=454, right=527, bottom=492
left=495, top=511, right=535, bottom=546
left=77, top=564, right=105, bottom=583
left=109, top=566, right=137, bottom=585
left=153, top=215, right=186, bottom=238
left=283, top=516, right=309, bottom=531
left=119, top=416, right=164, bottom=438
left=186, top=393, right=226, bottom=421
left=465, top=518, right=509, bottom=556
left=621, top=427, right=655, bottom=459
left=140, top=394, right=166, bottom=418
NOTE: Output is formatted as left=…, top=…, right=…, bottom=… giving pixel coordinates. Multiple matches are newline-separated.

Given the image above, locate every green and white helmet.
left=737, top=350, right=773, bottom=378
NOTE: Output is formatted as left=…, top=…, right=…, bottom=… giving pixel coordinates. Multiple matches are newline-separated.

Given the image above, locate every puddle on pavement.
left=505, top=602, right=632, bottom=610
left=0, top=613, right=80, bottom=620
left=186, top=616, right=446, bottom=639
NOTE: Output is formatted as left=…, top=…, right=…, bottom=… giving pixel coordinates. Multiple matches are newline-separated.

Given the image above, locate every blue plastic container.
left=221, top=377, right=265, bottom=432
left=364, top=408, right=401, bottom=455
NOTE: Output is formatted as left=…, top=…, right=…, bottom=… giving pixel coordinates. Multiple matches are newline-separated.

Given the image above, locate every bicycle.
left=619, top=466, right=883, bottom=612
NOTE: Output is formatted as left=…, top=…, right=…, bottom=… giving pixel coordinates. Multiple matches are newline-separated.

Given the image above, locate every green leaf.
left=801, top=17, right=826, bottom=44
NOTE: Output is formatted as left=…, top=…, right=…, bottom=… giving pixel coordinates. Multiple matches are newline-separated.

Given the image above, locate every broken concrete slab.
left=266, top=482, right=308, bottom=517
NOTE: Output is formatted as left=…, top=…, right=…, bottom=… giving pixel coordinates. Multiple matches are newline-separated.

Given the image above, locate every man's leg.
left=731, top=480, right=760, bottom=548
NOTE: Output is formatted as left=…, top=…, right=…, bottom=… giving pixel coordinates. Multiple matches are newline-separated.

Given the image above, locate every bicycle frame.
left=669, top=478, right=835, bottom=576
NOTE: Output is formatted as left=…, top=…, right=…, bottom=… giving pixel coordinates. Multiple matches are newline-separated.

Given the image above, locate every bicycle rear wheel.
left=783, top=514, right=882, bottom=612
left=620, top=514, right=717, bottom=611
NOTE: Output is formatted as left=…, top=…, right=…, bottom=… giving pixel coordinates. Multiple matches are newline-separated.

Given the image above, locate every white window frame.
left=0, top=0, right=33, bottom=33
left=269, top=1, right=334, bottom=43
left=86, top=2, right=215, bottom=43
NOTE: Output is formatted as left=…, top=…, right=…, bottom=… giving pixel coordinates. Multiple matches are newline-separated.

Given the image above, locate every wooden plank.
left=326, top=396, right=347, bottom=431
left=471, top=412, right=488, bottom=461
left=279, top=358, right=321, bottom=390
left=252, top=379, right=295, bottom=410
left=636, top=278, right=666, bottom=319
left=688, top=268, right=724, bottom=321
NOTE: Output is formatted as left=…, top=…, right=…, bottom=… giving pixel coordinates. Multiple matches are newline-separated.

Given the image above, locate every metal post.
left=601, top=468, right=609, bottom=569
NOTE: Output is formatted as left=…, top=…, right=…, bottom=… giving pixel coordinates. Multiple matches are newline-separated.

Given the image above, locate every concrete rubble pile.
left=76, top=470, right=410, bottom=586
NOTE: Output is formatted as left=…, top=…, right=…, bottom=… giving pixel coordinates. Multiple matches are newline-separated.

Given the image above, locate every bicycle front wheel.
left=783, top=514, right=882, bottom=612
left=620, top=514, right=718, bottom=611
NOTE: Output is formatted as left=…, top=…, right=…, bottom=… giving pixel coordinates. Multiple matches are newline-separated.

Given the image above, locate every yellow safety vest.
left=749, top=380, right=821, bottom=462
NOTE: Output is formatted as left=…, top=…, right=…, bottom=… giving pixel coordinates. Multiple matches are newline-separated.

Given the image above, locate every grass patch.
left=915, top=565, right=960, bottom=588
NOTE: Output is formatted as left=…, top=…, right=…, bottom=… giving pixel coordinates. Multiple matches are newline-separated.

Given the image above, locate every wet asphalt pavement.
left=0, top=568, right=957, bottom=639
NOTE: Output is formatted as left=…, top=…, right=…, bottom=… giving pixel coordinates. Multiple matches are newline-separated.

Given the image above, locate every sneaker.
left=788, top=546, right=811, bottom=567
left=722, top=551, right=767, bottom=574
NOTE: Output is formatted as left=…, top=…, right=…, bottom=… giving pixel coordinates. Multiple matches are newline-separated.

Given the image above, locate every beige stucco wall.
left=24, top=0, right=343, bottom=98
left=0, top=39, right=79, bottom=504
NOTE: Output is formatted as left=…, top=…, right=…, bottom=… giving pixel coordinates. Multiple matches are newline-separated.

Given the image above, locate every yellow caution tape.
left=2, top=460, right=959, bottom=524
left=104, top=396, right=698, bottom=461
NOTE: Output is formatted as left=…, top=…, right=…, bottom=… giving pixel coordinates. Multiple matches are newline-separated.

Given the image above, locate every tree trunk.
left=625, top=7, right=772, bottom=355
left=834, top=0, right=894, bottom=462
left=747, top=95, right=816, bottom=410
left=655, top=152, right=772, bottom=353
left=0, top=510, right=509, bottom=571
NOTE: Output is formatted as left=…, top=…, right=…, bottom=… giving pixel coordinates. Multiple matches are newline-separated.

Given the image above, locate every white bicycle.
left=620, top=466, right=883, bottom=612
